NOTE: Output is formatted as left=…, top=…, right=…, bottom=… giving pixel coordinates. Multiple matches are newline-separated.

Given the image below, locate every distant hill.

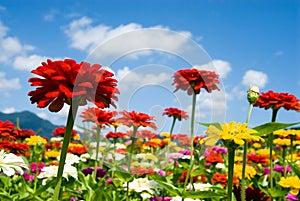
left=0, top=111, right=60, bottom=138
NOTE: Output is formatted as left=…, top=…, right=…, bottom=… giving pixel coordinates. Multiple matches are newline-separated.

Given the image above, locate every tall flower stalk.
left=28, top=59, right=119, bottom=201
left=118, top=110, right=156, bottom=201
left=254, top=90, right=300, bottom=188
left=204, top=122, right=262, bottom=201
left=163, top=107, right=189, bottom=134
left=241, top=85, right=259, bottom=201
left=53, top=101, right=80, bottom=200
left=172, top=68, right=220, bottom=200
left=80, top=107, right=117, bottom=179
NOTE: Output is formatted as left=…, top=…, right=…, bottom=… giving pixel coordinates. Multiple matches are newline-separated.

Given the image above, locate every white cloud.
left=0, top=72, right=21, bottom=91
left=242, top=70, right=268, bottom=88
left=2, top=107, right=15, bottom=114
left=195, top=59, right=232, bottom=79
left=64, top=17, right=194, bottom=60
left=116, top=66, right=170, bottom=93
left=0, top=21, right=35, bottom=64
left=13, top=54, right=51, bottom=71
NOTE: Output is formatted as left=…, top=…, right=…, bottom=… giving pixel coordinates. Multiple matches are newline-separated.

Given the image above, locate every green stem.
left=290, top=135, right=294, bottom=164
left=282, top=146, right=287, bottom=177
left=182, top=93, right=197, bottom=200
left=241, top=104, right=253, bottom=201
left=53, top=99, right=80, bottom=201
left=126, top=126, right=138, bottom=201
left=269, top=109, right=278, bottom=189
left=227, top=146, right=236, bottom=201
left=94, top=125, right=102, bottom=179
left=170, top=117, right=177, bottom=135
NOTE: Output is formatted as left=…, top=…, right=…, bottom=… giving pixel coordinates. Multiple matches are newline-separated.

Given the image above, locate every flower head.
left=25, top=135, right=47, bottom=146
left=118, top=110, right=157, bottom=129
left=172, top=68, right=220, bottom=95
left=278, top=176, right=300, bottom=189
left=254, top=90, right=300, bottom=111
left=0, top=150, right=28, bottom=176
left=80, top=107, right=117, bottom=126
left=234, top=164, right=257, bottom=180
left=38, top=164, right=77, bottom=185
left=162, top=107, right=189, bottom=121
left=28, top=59, right=119, bottom=112
left=52, top=127, right=77, bottom=138
left=105, top=131, right=127, bottom=140
left=204, top=122, right=262, bottom=146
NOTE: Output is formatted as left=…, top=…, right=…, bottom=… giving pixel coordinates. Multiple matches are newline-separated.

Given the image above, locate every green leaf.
left=113, top=171, right=133, bottom=182
left=198, top=122, right=222, bottom=130
left=268, top=186, right=289, bottom=197
left=35, top=179, right=56, bottom=195
left=252, top=122, right=300, bottom=136
left=183, top=191, right=226, bottom=199
left=155, top=180, right=182, bottom=196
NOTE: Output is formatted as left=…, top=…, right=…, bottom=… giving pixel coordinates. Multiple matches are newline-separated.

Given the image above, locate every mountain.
left=0, top=111, right=60, bottom=138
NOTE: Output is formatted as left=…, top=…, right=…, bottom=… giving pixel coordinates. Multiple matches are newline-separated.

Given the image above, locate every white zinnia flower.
left=124, top=178, right=161, bottom=197
left=215, top=163, right=226, bottom=170
left=186, top=183, right=212, bottom=191
left=58, top=153, right=80, bottom=165
left=0, top=150, right=28, bottom=176
left=38, top=165, right=78, bottom=185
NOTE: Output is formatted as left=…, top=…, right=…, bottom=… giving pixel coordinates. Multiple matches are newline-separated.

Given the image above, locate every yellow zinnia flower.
left=234, top=164, right=256, bottom=180
left=204, top=122, right=262, bottom=146
left=160, top=132, right=171, bottom=138
left=278, top=176, right=300, bottom=189
left=25, top=136, right=47, bottom=146
left=256, top=149, right=272, bottom=157
left=273, top=138, right=290, bottom=146
left=44, top=150, right=60, bottom=158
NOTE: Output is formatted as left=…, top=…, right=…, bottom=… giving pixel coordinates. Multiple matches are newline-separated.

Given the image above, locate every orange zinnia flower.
left=118, top=110, right=157, bottom=129
left=254, top=90, right=300, bottom=111
left=172, top=68, right=220, bottom=95
left=162, top=107, right=189, bottom=121
left=80, top=107, right=117, bottom=126
left=28, top=59, right=119, bottom=112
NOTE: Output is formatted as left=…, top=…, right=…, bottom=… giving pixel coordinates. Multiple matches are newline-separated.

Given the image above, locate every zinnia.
left=118, top=110, right=157, bottom=129
left=254, top=90, right=300, bottom=111
left=162, top=107, right=189, bottom=121
left=28, top=59, right=119, bottom=112
left=172, top=68, right=220, bottom=95
left=80, top=107, right=117, bottom=126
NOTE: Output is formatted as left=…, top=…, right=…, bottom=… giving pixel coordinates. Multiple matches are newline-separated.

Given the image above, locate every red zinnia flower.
left=80, top=107, right=117, bottom=126
left=105, top=132, right=127, bottom=140
left=28, top=59, right=119, bottom=112
left=0, top=120, right=16, bottom=140
left=118, top=110, right=157, bottom=129
left=162, top=107, right=189, bottom=121
left=173, top=134, right=190, bottom=147
left=52, top=127, right=77, bottom=137
left=135, top=129, right=158, bottom=139
left=178, top=170, right=207, bottom=183
left=172, top=68, right=220, bottom=95
left=254, top=90, right=300, bottom=111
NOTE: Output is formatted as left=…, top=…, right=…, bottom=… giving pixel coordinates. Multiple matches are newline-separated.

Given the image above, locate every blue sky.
left=0, top=0, right=299, bottom=136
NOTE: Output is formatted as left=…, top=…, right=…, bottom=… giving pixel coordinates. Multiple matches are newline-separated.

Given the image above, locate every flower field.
left=0, top=59, right=300, bottom=201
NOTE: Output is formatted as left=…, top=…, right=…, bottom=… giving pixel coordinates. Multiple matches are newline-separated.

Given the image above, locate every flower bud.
left=247, top=85, right=259, bottom=104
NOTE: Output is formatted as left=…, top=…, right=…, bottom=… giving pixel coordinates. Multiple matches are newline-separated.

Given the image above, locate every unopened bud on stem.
left=247, top=85, right=259, bottom=104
